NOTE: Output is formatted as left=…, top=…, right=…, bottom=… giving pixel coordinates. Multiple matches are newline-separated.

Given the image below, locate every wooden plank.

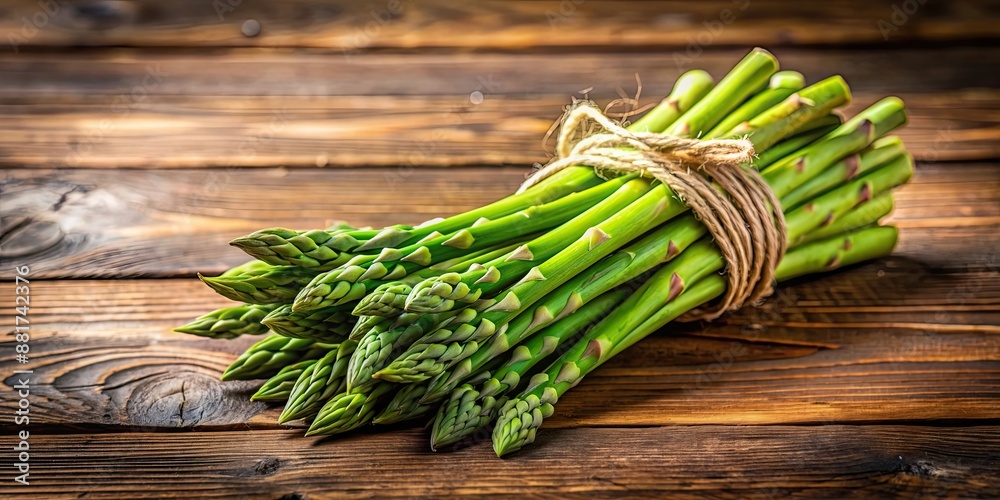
left=1, top=162, right=997, bottom=279
left=0, top=91, right=995, bottom=169
left=0, top=166, right=521, bottom=277
left=3, top=426, right=998, bottom=498
left=2, top=0, right=998, bottom=52
left=5, top=47, right=998, bottom=98
left=1, top=47, right=998, bottom=168
left=12, top=262, right=1000, bottom=334
left=2, top=257, right=997, bottom=430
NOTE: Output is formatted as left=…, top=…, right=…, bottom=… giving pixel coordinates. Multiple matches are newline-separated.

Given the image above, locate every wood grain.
left=2, top=426, right=998, bottom=498
left=1, top=2, right=996, bottom=496
left=0, top=47, right=998, bottom=168
left=0, top=92, right=995, bottom=169
left=2, top=0, right=998, bottom=52
left=5, top=47, right=997, bottom=98
left=2, top=256, right=997, bottom=430
left=1, top=162, right=996, bottom=279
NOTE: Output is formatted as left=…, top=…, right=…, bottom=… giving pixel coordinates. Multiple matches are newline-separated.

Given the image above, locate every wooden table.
left=1, top=1, right=998, bottom=497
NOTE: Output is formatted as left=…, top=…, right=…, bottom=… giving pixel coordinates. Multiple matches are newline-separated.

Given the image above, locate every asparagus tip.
left=229, top=235, right=261, bottom=249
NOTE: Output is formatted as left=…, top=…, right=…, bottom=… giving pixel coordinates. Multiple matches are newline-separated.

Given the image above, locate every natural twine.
left=519, top=101, right=787, bottom=321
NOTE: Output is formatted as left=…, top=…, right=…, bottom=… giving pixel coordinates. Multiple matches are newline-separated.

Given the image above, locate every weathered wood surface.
left=2, top=0, right=998, bottom=52
left=1, top=256, right=997, bottom=430
left=1, top=162, right=996, bottom=278
left=6, top=426, right=1000, bottom=498
left=0, top=92, right=994, bottom=169
left=0, top=47, right=997, bottom=168
left=1, top=1, right=998, bottom=497
left=5, top=47, right=997, bottom=98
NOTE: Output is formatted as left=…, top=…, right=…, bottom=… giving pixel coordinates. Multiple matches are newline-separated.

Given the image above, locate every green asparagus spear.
left=251, top=359, right=318, bottom=402
left=220, top=259, right=273, bottom=277
left=305, top=382, right=395, bottom=436
left=231, top=227, right=364, bottom=270
left=379, top=95, right=906, bottom=384
left=261, top=304, right=354, bottom=343
left=704, top=70, right=805, bottom=139
left=442, top=124, right=907, bottom=449
left=733, top=76, right=852, bottom=151
left=345, top=69, right=716, bottom=260
left=404, top=177, right=668, bottom=313
left=174, top=303, right=277, bottom=339
left=200, top=265, right=319, bottom=305
left=374, top=355, right=507, bottom=425
left=761, top=97, right=907, bottom=199
left=492, top=275, right=725, bottom=457
left=353, top=282, right=413, bottom=317
left=774, top=225, right=899, bottom=280
left=492, top=225, right=900, bottom=456
left=780, top=136, right=905, bottom=209
left=350, top=314, right=393, bottom=340
left=352, top=241, right=527, bottom=317
left=221, top=335, right=335, bottom=381
left=793, top=192, right=894, bottom=247
left=232, top=169, right=606, bottom=270
left=430, top=289, right=626, bottom=448
left=752, top=116, right=842, bottom=169
left=279, top=341, right=357, bottom=423
left=357, top=166, right=610, bottom=251
left=347, top=309, right=476, bottom=393
left=418, top=215, right=707, bottom=403
left=370, top=382, right=435, bottom=425
left=664, top=48, right=778, bottom=137
left=627, top=70, right=714, bottom=133
left=785, top=153, right=913, bottom=242
left=383, top=180, right=691, bottom=382
left=292, top=176, right=636, bottom=312
left=418, top=143, right=902, bottom=404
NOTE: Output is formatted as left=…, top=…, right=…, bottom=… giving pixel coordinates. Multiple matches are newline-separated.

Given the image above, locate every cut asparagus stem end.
left=666, top=47, right=779, bottom=138
left=627, top=69, right=715, bottom=133
left=769, top=70, right=805, bottom=90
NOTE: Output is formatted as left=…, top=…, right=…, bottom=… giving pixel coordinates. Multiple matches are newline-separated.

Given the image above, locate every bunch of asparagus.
left=176, top=48, right=912, bottom=457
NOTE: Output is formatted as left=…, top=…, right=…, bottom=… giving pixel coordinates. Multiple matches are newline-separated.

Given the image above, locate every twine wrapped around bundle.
left=519, top=101, right=787, bottom=320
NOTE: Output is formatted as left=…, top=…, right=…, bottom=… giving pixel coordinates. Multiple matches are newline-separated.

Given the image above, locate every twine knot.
left=519, top=101, right=787, bottom=320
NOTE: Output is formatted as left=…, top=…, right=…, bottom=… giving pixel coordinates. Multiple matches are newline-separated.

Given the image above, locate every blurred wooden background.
left=0, top=0, right=998, bottom=498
